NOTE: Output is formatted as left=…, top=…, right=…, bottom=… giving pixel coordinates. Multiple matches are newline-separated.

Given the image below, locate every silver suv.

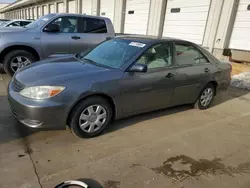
left=0, top=13, right=115, bottom=75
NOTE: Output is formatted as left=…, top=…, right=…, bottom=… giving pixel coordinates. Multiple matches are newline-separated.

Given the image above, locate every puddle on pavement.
left=103, top=180, right=120, bottom=188
left=130, top=163, right=142, bottom=168
left=18, top=154, right=25, bottom=158
left=152, top=155, right=250, bottom=183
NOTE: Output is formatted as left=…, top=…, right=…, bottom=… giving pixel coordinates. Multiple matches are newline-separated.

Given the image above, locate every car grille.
left=12, top=78, right=25, bottom=92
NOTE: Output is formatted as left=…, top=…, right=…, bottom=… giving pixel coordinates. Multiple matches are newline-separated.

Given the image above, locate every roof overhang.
left=0, top=0, right=44, bottom=13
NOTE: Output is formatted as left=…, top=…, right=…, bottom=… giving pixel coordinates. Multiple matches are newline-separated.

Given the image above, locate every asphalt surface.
left=1, top=72, right=250, bottom=188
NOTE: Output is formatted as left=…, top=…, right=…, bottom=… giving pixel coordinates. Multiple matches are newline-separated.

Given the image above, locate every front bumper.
left=8, top=89, right=69, bottom=130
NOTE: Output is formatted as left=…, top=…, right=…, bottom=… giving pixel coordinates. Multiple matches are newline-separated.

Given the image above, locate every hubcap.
left=79, top=105, right=107, bottom=133
left=200, top=88, right=213, bottom=107
left=10, top=56, right=31, bottom=73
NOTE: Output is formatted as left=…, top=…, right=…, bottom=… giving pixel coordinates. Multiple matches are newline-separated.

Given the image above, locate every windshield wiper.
left=82, top=58, right=97, bottom=65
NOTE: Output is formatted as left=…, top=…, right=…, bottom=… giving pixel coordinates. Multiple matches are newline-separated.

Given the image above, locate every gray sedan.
left=8, top=36, right=231, bottom=138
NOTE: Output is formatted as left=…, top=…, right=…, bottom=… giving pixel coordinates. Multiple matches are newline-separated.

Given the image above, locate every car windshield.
left=25, top=14, right=56, bottom=29
left=80, top=39, right=146, bottom=69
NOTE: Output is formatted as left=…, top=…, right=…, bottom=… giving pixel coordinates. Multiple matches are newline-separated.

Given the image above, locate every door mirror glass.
left=44, top=23, right=60, bottom=32
left=129, top=64, right=147, bottom=73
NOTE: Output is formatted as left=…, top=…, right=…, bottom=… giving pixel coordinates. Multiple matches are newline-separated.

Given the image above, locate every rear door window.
left=81, top=18, right=107, bottom=33
left=174, top=43, right=209, bottom=66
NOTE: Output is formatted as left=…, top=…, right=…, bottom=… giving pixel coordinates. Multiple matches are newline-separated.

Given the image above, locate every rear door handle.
left=165, top=73, right=174, bottom=78
left=204, top=68, right=210, bottom=73
left=71, top=36, right=81, bottom=40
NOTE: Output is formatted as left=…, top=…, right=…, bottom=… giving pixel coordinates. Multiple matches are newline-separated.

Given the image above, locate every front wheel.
left=195, top=83, right=215, bottom=110
left=3, top=50, right=36, bottom=76
left=69, top=97, right=113, bottom=138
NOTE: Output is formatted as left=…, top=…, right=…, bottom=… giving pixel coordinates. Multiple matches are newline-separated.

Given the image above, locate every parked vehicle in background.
left=0, top=13, right=115, bottom=76
left=0, top=19, right=32, bottom=27
left=0, top=19, right=10, bottom=25
left=8, top=36, right=232, bottom=138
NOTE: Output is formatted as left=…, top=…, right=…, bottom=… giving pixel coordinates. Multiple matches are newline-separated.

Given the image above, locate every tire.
left=69, top=97, right=113, bottom=138
left=194, top=83, right=215, bottom=110
left=3, top=50, right=36, bottom=76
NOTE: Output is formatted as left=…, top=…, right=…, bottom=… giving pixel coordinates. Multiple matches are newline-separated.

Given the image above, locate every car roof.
left=10, top=19, right=32, bottom=22
left=55, top=13, right=112, bottom=21
left=116, top=34, right=193, bottom=45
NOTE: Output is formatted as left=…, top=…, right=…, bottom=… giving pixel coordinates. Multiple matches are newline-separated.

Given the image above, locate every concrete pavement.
left=0, top=73, right=250, bottom=188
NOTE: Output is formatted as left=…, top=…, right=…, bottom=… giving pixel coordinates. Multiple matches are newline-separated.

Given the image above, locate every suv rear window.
left=82, top=18, right=107, bottom=33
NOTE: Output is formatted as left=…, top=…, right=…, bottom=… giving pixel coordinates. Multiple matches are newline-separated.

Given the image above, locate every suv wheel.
left=69, top=97, right=113, bottom=138
left=195, top=83, right=215, bottom=110
left=3, top=50, right=36, bottom=76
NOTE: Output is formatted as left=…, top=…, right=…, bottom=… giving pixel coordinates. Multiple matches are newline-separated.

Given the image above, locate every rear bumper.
left=8, top=90, right=68, bottom=130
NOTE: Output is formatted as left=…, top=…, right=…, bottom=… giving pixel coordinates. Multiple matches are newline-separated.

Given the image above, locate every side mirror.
left=44, top=23, right=60, bottom=32
left=129, top=64, right=147, bottom=73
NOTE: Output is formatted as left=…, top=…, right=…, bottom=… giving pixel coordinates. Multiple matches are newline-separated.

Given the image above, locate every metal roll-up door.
left=57, top=2, right=64, bottom=13
left=68, top=0, right=76, bottom=13
left=49, top=4, right=55, bottom=13
left=229, top=0, right=250, bottom=51
left=42, top=5, right=48, bottom=15
left=100, top=0, right=115, bottom=23
left=82, top=0, right=92, bottom=15
left=124, top=0, right=151, bottom=35
left=33, top=7, right=37, bottom=19
left=162, top=0, right=211, bottom=44
left=25, top=9, right=28, bottom=19
left=29, top=8, right=32, bottom=19
left=38, top=6, right=42, bottom=18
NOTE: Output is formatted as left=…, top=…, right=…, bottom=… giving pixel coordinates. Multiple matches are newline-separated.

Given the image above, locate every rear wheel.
left=195, top=83, right=215, bottom=110
left=3, top=50, right=36, bottom=76
left=69, top=97, right=113, bottom=138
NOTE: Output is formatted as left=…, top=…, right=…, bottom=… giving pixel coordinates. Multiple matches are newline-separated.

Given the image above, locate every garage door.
left=68, top=0, right=76, bottom=13
left=100, top=0, right=115, bottom=23
left=37, top=6, right=42, bottom=18
left=29, top=8, right=32, bottom=19
left=82, top=0, right=92, bottom=15
left=124, top=0, right=151, bottom=35
left=49, top=4, right=55, bottom=13
left=42, top=5, right=48, bottom=16
left=162, top=0, right=211, bottom=44
left=33, top=7, right=37, bottom=19
left=57, top=2, right=64, bottom=13
left=229, top=0, right=250, bottom=51
left=25, top=9, right=28, bottom=19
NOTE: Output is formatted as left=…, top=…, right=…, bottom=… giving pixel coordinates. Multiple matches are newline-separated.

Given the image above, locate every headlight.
left=19, top=86, right=66, bottom=99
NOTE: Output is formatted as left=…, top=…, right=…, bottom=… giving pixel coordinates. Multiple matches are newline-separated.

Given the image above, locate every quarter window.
left=82, top=18, right=107, bottom=33
left=175, top=43, right=209, bottom=65
left=136, top=43, right=172, bottom=70
left=8, top=21, right=20, bottom=27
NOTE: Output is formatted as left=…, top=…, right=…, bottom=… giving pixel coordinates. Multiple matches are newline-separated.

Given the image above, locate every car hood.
left=15, top=56, right=112, bottom=86
left=0, top=27, right=28, bottom=33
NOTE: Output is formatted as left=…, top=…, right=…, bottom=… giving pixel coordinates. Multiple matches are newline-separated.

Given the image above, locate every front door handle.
left=71, top=36, right=81, bottom=40
left=165, top=73, right=174, bottom=78
left=204, top=68, right=210, bottom=73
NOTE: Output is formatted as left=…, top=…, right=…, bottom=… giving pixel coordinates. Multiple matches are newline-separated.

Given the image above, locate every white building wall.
left=147, top=0, right=166, bottom=36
